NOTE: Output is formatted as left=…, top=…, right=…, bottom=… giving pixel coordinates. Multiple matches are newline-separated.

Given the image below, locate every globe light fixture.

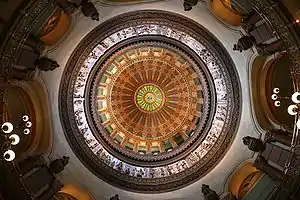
left=271, top=94, right=278, bottom=100
left=9, top=134, right=20, bottom=145
left=271, top=88, right=300, bottom=129
left=3, top=150, right=15, bottom=162
left=22, top=115, right=29, bottom=122
left=23, top=128, right=30, bottom=135
left=291, top=92, right=300, bottom=104
left=273, top=88, right=280, bottom=94
left=1, top=122, right=14, bottom=134
left=1, top=115, right=32, bottom=161
left=287, top=105, right=298, bottom=116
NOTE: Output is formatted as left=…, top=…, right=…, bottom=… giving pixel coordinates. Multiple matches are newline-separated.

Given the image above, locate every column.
left=253, top=156, right=282, bottom=181
left=265, top=129, right=292, bottom=147
left=242, top=10, right=262, bottom=25
left=257, top=40, right=282, bottom=55
left=11, top=68, right=37, bottom=81
left=38, top=179, right=64, bottom=200
left=25, top=35, right=45, bottom=53
left=17, top=155, right=45, bottom=176
left=242, top=10, right=262, bottom=32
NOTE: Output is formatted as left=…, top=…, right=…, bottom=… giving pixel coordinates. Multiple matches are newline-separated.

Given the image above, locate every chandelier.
left=271, top=88, right=300, bottom=129
left=1, top=115, right=32, bottom=161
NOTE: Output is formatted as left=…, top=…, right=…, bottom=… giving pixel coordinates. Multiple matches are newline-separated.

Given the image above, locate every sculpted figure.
left=233, top=36, right=255, bottom=52
left=201, top=184, right=220, bottom=200
left=183, top=0, right=199, bottom=11
left=35, top=57, right=60, bottom=71
left=49, top=156, right=70, bottom=174
left=81, top=0, right=99, bottom=21
left=110, top=194, right=119, bottom=200
left=242, top=136, right=265, bottom=152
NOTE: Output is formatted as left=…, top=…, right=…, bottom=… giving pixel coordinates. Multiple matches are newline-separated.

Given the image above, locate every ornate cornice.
left=0, top=0, right=55, bottom=81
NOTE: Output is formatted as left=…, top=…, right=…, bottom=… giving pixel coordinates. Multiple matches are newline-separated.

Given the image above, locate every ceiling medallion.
left=59, top=10, right=241, bottom=192
left=135, top=84, right=164, bottom=113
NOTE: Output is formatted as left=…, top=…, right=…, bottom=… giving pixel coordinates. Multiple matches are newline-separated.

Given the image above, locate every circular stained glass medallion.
left=135, top=84, right=164, bottom=112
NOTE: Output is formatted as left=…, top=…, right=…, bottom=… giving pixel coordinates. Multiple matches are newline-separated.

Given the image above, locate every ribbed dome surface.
left=93, top=42, right=207, bottom=156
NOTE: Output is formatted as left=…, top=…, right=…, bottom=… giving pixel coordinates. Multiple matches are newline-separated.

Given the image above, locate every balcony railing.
left=0, top=0, right=54, bottom=83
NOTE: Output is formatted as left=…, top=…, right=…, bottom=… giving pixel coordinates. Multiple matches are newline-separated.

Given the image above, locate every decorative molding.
left=88, top=40, right=211, bottom=165
left=59, top=10, right=241, bottom=192
left=0, top=0, right=55, bottom=81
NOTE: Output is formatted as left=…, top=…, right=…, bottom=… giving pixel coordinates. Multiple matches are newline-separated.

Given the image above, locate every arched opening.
left=251, top=53, right=294, bottom=131
left=1, top=78, right=53, bottom=158
left=32, top=6, right=71, bottom=46
left=58, top=185, right=95, bottom=200
left=1, top=84, right=36, bottom=158
left=227, top=162, right=261, bottom=198
left=209, top=0, right=245, bottom=26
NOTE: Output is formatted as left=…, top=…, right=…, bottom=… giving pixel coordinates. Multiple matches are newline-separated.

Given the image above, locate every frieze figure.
left=181, top=160, right=188, bottom=169
left=167, top=165, right=174, bottom=175
left=81, top=0, right=99, bottom=21
left=201, top=184, right=220, bottom=200
left=35, top=57, right=60, bottom=71
left=136, top=168, right=145, bottom=177
left=124, top=167, right=131, bottom=175
left=242, top=136, right=265, bottom=152
left=160, top=168, right=166, bottom=177
left=49, top=156, right=70, bottom=174
left=149, top=168, right=155, bottom=178
left=116, top=161, right=123, bottom=171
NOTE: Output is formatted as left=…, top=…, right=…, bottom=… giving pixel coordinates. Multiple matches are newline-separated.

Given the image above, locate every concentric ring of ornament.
left=90, top=41, right=210, bottom=163
left=60, top=11, right=241, bottom=193
left=135, top=84, right=164, bottom=112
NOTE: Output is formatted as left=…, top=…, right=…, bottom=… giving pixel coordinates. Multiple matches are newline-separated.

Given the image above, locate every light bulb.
left=25, top=121, right=32, bottom=128
left=3, top=150, right=15, bottom=161
left=292, top=92, right=300, bottom=104
left=9, top=134, right=20, bottom=145
left=274, top=101, right=280, bottom=107
left=23, top=128, right=30, bottom=135
left=22, top=115, right=29, bottom=122
left=273, top=88, right=280, bottom=94
left=271, top=94, right=278, bottom=100
left=1, top=122, right=13, bottom=133
left=288, top=105, right=298, bottom=115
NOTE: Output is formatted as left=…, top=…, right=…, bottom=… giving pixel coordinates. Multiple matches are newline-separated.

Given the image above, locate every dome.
left=59, top=10, right=241, bottom=192
left=90, top=41, right=211, bottom=166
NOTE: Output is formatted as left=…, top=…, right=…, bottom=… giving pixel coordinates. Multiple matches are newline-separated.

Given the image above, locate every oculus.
left=135, top=84, right=164, bottom=113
